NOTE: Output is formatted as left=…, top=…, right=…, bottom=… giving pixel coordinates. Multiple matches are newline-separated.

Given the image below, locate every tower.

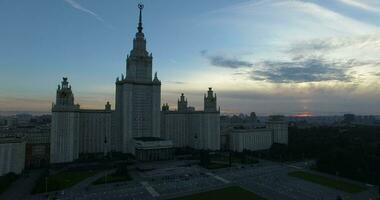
left=50, top=78, right=80, bottom=163
left=55, top=77, right=75, bottom=108
left=125, top=4, right=152, bottom=81
left=115, top=4, right=161, bottom=153
left=204, top=87, right=217, bottom=112
left=162, top=103, right=170, bottom=111
left=178, top=93, right=188, bottom=112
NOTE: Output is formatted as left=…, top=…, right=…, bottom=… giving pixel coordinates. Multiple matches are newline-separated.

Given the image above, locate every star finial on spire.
left=138, top=3, right=144, bottom=33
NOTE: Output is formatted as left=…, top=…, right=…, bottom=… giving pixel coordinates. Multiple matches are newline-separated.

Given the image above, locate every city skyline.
left=1, top=0, right=380, bottom=115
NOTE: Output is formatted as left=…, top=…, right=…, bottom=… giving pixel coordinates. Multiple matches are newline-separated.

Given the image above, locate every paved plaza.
left=20, top=160, right=377, bottom=200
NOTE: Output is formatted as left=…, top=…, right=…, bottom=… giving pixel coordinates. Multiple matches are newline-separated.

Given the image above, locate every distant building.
left=0, top=118, right=6, bottom=126
left=5, top=117, right=17, bottom=127
left=0, top=125, right=50, bottom=168
left=229, top=129, right=273, bottom=152
left=15, top=114, right=32, bottom=125
left=223, top=115, right=288, bottom=152
left=0, top=137, right=25, bottom=175
left=267, top=115, right=288, bottom=144
left=343, top=114, right=355, bottom=125
left=25, top=131, right=50, bottom=168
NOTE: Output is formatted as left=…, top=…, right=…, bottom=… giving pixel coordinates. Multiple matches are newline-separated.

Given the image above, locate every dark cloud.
left=201, top=50, right=253, bottom=69
left=200, top=50, right=208, bottom=56
left=209, top=56, right=253, bottom=68
left=251, top=58, right=352, bottom=83
left=217, top=90, right=296, bottom=101
left=288, top=39, right=338, bottom=53
left=166, top=81, right=186, bottom=84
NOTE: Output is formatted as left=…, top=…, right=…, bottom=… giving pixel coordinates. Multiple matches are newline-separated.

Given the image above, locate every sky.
left=0, top=0, right=380, bottom=116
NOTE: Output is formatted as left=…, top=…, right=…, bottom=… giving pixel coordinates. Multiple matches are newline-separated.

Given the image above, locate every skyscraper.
left=50, top=4, right=221, bottom=163
left=114, top=4, right=161, bottom=153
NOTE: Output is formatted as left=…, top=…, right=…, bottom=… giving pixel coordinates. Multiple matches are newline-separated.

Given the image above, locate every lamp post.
left=105, top=170, right=107, bottom=185
left=45, top=177, right=48, bottom=193
left=104, top=135, right=108, bottom=185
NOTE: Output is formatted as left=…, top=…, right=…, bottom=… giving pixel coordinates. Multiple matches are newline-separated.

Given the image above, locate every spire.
left=138, top=3, right=144, bottom=33
left=153, top=72, right=160, bottom=83
left=61, top=77, right=69, bottom=89
left=130, top=3, right=147, bottom=55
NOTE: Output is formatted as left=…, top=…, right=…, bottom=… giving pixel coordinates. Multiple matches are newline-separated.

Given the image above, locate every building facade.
left=267, top=115, right=288, bottom=144
left=25, top=131, right=50, bottom=168
left=133, top=137, right=174, bottom=161
left=114, top=5, right=161, bottom=154
left=50, top=78, right=112, bottom=163
left=161, top=90, right=220, bottom=151
left=0, top=137, right=25, bottom=175
left=223, top=115, right=288, bottom=152
left=228, top=129, right=273, bottom=152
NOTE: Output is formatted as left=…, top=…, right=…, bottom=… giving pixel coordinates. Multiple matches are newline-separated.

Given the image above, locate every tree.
left=199, top=150, right=210, bottom=167
left=229, top=151, right=232, bottom=167
left=241, top=149, right=248, bottom=164
left=378, top=177, right=380, bottom=199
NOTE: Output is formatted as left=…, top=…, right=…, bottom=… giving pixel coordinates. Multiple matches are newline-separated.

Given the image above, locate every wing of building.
left=50, top=78, right=112, bottom=163
left=161, top=91, right=220, bottom=150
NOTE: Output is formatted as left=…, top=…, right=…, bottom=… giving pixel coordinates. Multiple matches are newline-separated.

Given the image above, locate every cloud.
left=240, top=33, right=380, bottom=84
left=373, top=72, right=380, bottom=76
left=201, top=50, right=253, bottom=69
left=0, top=96, right=52, bottom=112
left=203, top=0, right=379, bottom=41
left=251, top=57, right=353, bottom=83
left=64, top=0, right=104, bottom=22
left=288, top=34, right=380, bottom=56
left=337, top=0, right=380, bottom=13
left=166, top=81, right=186, bottom=84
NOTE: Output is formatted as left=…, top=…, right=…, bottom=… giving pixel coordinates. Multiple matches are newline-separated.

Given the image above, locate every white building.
left=0, top=137, right=25, bottom=175
left=225, top=115, right=288, bottom=152
left=114, top=4, right=161, bottom=154
left=229, top=129, right=273, bottom=152
left=50, top=4, right=220, bottom=163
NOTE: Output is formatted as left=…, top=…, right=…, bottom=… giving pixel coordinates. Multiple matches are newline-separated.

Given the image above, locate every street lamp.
left=45, top=177, right=48, bottom=193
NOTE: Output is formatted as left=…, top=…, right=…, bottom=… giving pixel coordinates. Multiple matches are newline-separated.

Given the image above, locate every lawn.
left=0, top=173, right=18, bottom=194
left=33, top=170, right=98, bottom=193
left=171, top=186, right=266, bottom=200
left=92, top=172, right=132, bottom=185
left=288, top=171, right=366, bottom=193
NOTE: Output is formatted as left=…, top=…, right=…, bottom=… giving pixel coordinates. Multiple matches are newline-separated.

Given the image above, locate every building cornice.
left=116, top=79, right=161, bottom=86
